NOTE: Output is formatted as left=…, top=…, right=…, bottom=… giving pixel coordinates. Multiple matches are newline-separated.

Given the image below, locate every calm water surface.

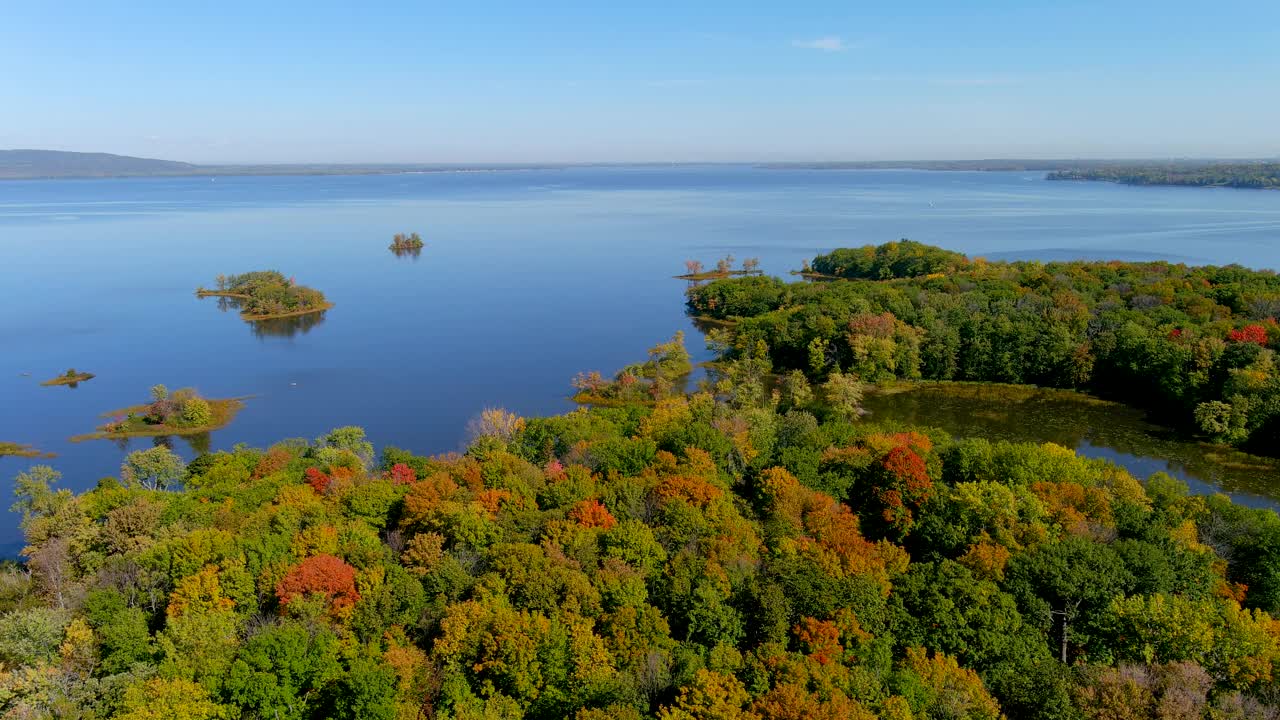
left=3, top=166, right=1280, bottom=552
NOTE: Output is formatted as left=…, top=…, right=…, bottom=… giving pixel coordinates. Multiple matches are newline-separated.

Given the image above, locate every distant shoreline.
left=6, top=149, right=1278, bottom=181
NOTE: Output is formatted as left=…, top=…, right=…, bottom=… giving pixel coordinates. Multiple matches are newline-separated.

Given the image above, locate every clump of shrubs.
left=144, top=384, right=215, bottom=428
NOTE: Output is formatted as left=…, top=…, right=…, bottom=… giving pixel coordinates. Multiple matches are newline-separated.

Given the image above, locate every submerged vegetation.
left=70, top=384, right=244, bottom=442
left=1048, top=163, right=1280, bottom=189
left=0, top=442, right=53, bottom=459
left=196, top=270, right=331, bottom=320
left=7, top=340, right=1280, bottom=719
left=689, top=240, right=1280, bottom=454
left=40, top=369, right=94, bottom=388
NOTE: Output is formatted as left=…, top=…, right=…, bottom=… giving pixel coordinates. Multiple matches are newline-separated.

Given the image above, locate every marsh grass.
left=41, top=369, right=95, bottom=387
left=0, top=442, right=55, bottom=459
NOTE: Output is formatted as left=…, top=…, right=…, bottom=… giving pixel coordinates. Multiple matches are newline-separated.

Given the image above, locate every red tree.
left=305, top=467, right=331, bottom=495
left=568, top=499, right=617, bottom=529
left=388, top=463, right=416, bottom=485
left=275, top=554, right=360, bottom=612
left=1228, top=324, right=1268, bottom=345
left=875, top=445, right=933, bottom=535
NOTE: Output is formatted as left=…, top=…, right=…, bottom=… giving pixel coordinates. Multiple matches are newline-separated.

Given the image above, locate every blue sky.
left=3, top=1, right=1278, bottom=163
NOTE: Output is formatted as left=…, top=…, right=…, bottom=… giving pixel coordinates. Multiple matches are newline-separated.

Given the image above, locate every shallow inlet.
left=861, top=383, right=1280, bottom=510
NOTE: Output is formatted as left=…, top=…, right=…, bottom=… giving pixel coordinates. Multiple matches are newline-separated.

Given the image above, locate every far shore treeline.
left=1047, top=163, right=1280, bottom=189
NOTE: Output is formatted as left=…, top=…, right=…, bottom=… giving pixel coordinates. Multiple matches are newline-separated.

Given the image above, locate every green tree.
left=181, top=397, right=214, bottom=427
left=10, top=465, right=67, bottom=529
left=317, top=657, right=399, bottom=720
left=0, top=606, right=69, bottom=666
left=1005, top=536, right=1133, bottom=663
left=116, top=677, right=230, bottom=720
left=317, top=426, right=375, bottom=468
left=122, top=446, right=187, bottom=490
left=223, top=621, right=341, bottom=720
left=821, top=371, right=864, bottom=421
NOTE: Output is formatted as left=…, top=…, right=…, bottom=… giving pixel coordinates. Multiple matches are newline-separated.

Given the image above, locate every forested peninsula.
left=6, top=323, right=1280, bottom=718
left=1047, top=163, right=1280, bottom=189
left=689, top=240, right=1280, bottom=454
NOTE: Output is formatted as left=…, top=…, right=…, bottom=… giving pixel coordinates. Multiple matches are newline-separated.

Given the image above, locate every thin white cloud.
left=793, top=36, right=846, bottom=52
left=930, top=74, right=1021, bottom=87
left=645, top=78, right=708, bottom=89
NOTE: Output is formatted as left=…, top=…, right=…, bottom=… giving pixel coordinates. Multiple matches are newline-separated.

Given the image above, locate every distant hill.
left=0, top=149, right=199, bottom=178
left=0, top=149, right=570, bottom=179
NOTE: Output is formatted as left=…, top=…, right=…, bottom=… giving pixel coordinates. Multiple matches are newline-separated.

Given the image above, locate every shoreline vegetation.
left=196, top=270, right=331, bottom=321
left=674, top=254, right=762, bottom=281
left=39, top=368, right=94, bottom=387
left=0, top=441, right=54, bottom=459
left=69, top=385, right=244, bottom=442
left=1047, top=162, right=1280, bottom=189
left=571, top=331, right=692, bottom=406
left=10, top=339, right=1280, bottom=718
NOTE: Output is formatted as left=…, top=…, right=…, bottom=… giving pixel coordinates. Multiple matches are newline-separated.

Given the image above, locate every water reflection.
left=250, top=311, right=326, bottom=339
left=105, top=432, right=211, bottom=456
left=390, top=245, right=423, bottom=260
left=861, top=383, right=1280, bottom=510
left=200, top=295, right=327, bottom=338
left=210, top=295, right=239, bottom=313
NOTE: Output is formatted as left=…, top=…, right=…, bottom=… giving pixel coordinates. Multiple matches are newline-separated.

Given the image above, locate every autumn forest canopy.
left=7, top=242, right=1280, bottom=719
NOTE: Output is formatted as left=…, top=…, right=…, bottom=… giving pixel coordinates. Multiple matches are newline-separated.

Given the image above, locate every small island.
left=196, top=270, right=332, bottom=321
left=70, top=384, right=244, bottom=442
left=389, top=232, right=424, bottom=259
left=674, top=254, right=762, bottom=280
left=1047, top=162, right=1280, bottom=189
left=389, top=232, right=424, bottom=250
left=0, top=441, right=54, bottom=459
left=40, top=368, right=95, bottom=387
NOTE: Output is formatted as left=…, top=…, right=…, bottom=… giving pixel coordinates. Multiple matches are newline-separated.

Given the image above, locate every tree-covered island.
left=389, top=232, right=425, bottom=251
left=196, top=271, right=332, bottom=321
left=69, top=384, right=244, bottom=442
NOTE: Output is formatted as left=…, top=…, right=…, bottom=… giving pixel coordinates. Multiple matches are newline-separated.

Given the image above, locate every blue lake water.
left=3, top=166, right=1280, bottom=553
